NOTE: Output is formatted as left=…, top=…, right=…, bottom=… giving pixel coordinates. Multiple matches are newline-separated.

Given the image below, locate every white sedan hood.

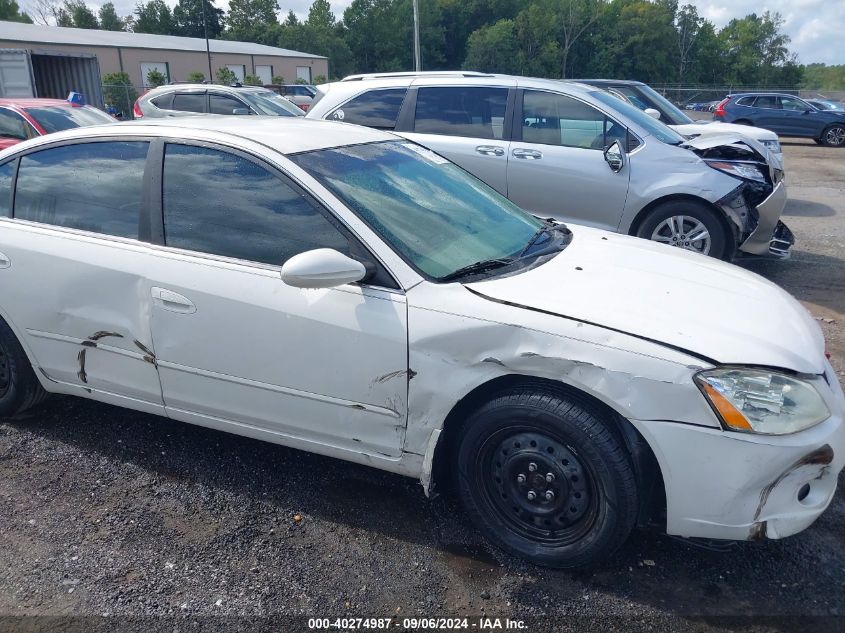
left=672, top=121, right=778, bottom=142
left=467, top=227, right=825, bottom=374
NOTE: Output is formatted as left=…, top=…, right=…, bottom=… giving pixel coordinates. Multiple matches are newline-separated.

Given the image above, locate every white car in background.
left=579, top=80, right=783, bottom=158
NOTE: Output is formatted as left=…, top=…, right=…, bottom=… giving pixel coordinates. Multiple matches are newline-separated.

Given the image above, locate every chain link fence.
left=101, top=83, right=144, bottom=120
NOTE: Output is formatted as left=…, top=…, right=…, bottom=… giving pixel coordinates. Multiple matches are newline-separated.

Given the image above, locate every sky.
left=41, top=0, right=844, bottom=66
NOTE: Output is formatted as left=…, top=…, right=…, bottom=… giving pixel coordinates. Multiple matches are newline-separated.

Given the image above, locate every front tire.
left=0, top=317, right=49, bottom=418
left=636, top=200, right=731, bottom=259
left=454, top=388, right=638, bottom=568
left=821, top=124, right=845, bottom=147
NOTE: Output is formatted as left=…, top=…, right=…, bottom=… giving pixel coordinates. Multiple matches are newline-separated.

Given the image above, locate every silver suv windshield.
left=240, top=90, right=304, bottom=117
left=291, top=141, right=553, bottom=281
left=591, top=91, right=686, bottom=145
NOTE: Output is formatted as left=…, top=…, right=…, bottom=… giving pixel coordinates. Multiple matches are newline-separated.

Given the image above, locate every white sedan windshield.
left=292, top=141, right=545, bottom=280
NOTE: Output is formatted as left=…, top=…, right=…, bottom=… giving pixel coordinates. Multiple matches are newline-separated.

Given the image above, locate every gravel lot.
left=1, top=139, right=844, bottom=632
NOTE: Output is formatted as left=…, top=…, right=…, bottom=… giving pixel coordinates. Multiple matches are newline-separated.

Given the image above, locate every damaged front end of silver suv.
left=685, top=134, right=793, bottom=258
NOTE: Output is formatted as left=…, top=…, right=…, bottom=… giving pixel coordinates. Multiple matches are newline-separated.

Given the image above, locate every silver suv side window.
left=172, top=92, right=207, bottom=113
left=522, top=90, right=623, bottom=150
left=413, top=87, right=507, bottom=140
left=328, top=88, right=407, bottom=129
left=209, top=93, right=246, bottom=115
left=13, top=141, right=149, bottom=238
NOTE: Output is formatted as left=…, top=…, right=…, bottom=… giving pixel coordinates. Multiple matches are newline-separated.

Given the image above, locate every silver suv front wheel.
left=636, top=200, right=731, bottom=260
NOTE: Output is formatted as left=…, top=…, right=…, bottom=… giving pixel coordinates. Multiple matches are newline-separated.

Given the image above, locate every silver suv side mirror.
left=604, top=140, right=625, bottom=172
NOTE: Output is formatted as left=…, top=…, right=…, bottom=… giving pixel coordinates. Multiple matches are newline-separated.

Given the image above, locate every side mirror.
left=232, top=107, right=251, bottom=115
left=603, top=140, right=625, bottom=172
left=281, top=248, right=366, bottom=289
left=644, top=108, right=661, bottom=120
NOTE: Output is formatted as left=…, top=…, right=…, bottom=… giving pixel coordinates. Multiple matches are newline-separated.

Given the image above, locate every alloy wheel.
left=825, top=126, right=845, bottom=147
left=477, top=428, right=599, bottom=546
left=651, top=215, right=711, bottom=254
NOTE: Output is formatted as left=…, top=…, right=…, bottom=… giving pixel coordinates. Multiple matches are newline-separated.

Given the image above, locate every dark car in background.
left=133, top=84, right=304, bottom=119
left=715, top=93, right=845, bottom=147
left=0, top=98, right=116, bottom=150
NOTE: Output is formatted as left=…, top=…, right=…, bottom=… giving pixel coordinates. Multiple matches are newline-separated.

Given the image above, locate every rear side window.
left=414, top=87, right=508, bottom=139
left=328, top=88, right=407, bottom=129
left=0, top=109, right=35, bottom=141
left=735, top=96, right=755, bottom=107
left=754, top=96, right=779, bottom=109
left=151, top=93, right=173, bottom=109
left=172, top=93, right=206, bottom=113
left=13, top=141, right=149, bottom=238
left=209, top=94, right=246, bottom=115
left=162, top=144, right=349, bottom=266
left=0, top=162, right=13, bottom=217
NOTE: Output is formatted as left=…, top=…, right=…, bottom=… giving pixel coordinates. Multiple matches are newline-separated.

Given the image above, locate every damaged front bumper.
left=719, top=180, right=793, bottom=258
left=631, top=363, right=845, bottom=542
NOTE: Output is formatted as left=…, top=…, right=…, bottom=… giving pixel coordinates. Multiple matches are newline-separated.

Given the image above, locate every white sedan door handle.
left=151, top=287, right=196, bottom=314
left=0, top=251, right=9, bottom=269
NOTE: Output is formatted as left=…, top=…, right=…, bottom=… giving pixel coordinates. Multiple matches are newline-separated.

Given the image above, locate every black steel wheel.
left=0, top=316, right=49, bottom=417
left=455, top=387, right=639, bottom=568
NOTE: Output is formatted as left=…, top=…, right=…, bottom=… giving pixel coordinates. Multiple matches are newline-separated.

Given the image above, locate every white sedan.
left=0, top=118, right=841, bottom=567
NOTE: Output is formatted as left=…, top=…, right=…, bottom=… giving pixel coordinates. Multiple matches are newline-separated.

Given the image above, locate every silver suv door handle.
left=476, top=145, right=505, bottom=156
left=512, top=148, right=543, bottom=160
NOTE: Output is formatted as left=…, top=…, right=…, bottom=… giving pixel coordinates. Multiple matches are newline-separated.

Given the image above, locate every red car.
left=0, top=98, right=116, bottom=151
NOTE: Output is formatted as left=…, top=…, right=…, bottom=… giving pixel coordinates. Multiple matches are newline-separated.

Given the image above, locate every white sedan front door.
left=146, top=142, right=409, bottom=457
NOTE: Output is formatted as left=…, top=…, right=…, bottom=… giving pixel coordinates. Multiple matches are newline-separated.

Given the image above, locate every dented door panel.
left=0, top=221, right=163, bottom=405
left=146, top=251, right=409, bottom=457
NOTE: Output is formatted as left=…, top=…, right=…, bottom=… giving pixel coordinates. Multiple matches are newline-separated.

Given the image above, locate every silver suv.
left=134, top=83, right=304, bottom=119
left=307, top=72, right=791, bottom=260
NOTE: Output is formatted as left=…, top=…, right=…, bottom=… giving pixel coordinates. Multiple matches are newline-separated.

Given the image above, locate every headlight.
left=761, top=139, right=782, bottom=153
left=695, top=368, right=830, bottom=435
left=705, top=160, right=767, bottom=183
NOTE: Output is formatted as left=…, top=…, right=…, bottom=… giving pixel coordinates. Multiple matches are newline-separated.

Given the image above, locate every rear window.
left=14, top=141, right=148, bottom=238
left=172, top=93, right=206, bottom=113
left=327, top=89, right=407, bottom=129
left=25, top=106, right=115, bottom=133
left=414, top=87, right=507, bottom=139
left=151, top=93, right=173, bottom=109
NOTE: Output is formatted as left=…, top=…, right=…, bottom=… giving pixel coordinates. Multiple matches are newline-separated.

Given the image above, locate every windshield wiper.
left=439, top=258, right=516, bottom=283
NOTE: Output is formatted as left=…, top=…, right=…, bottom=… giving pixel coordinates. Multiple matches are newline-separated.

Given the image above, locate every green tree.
left=272, top=74, right=285, bottom=83
left=56, top=0, right=99, bottom=28
left=101, top=71, right=137, bottom=118
left=216, top=66, right=238, bottom=84
left=225, top=0, right=278, bottom=42
left=307, top=0, right=334, bottom=29
left=719, top=11, right=793, bottom=86
left=555, top=0, right=604, bottom=78
left=98, top=2, right=124, bottom=30
left=173, top=0, right=224, bottom=38
left=464, top=19, right=519, bottom=73
left=244, top=73, right=262, bottom=85
left=134, top=0, right=175, bottom=35
left=187, top=71, right=206, bottom=82
left=145, top=68, right=167, bottom=87
left=675, top=3, right=703, bottom=84
left=0, top=0, right=32, bottom=22
left=313, top=74, right=327, bottom=84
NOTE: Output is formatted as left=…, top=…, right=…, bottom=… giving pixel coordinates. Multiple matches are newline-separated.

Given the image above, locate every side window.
left=209, top=94, right=247, bottom=115
left=735, top=96, right=755, bottom=107
left=780, top=97, right=808, bottom=112
left=754, top=96, right=780, bottom=109
left=0, top=161, right=13, bottom=217
left=13, top=141, right=148, bottom=238
left=328, top=88, right=407, bottom=129
left=413, top=87, right=508, bottom=139
left=151, top=93, right=173, bottom=109
left=522, top=90, right=619, bottom=150
left=162, top=144, right=349, bottom=266
left=0, top=109, right=35, bottom=141
left=172, top=92, right=207, bottom=113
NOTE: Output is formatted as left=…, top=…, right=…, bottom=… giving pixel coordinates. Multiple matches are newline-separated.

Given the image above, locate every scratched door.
left=0, top=139, right=163, bottom=408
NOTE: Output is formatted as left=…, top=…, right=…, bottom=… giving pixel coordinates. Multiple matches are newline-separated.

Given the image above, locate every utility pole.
left=412, top=0, right=421, bottom=71
left=202, top=0, right=213, bottom=82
